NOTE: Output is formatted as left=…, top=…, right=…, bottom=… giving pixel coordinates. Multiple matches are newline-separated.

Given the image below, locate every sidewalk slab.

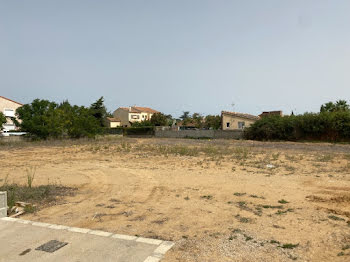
left=0, top=218, right=174, bottom=262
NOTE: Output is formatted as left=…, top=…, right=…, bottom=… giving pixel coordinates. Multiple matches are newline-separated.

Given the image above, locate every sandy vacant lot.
left=1, top=137, right=350, bottom=261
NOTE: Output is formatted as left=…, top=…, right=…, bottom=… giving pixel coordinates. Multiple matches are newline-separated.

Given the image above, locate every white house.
left=0, top=96, right=23, bottom=131
left=113, top=106, right=159, bottom=127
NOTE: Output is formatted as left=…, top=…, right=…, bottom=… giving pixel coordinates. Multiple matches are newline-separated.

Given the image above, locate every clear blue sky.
left=1, top=1, right=349, bottom=117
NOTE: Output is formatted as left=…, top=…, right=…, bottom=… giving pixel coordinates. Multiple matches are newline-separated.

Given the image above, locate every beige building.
left=113, top=106, right=159, bottom=127
left=106, top=117, right=121, bottom=128
left=221, top=111, right=259, bottom=130
left=0, top=96, right=23, bottom=131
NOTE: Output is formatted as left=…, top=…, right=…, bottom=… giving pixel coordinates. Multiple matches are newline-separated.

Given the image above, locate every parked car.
left=0, top=130, right=10, bottom=137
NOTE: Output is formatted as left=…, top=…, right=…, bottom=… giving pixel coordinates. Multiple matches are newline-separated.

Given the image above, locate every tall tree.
left=320, top=100, right=350, bottom=113
left=90, top=97, right=108, bottom=127
left=180, top=111, right=191, bottom=125
left=180, top=111, right=190, bottom=120
left=165, top=114, right=174, bottom=126
left=150, top=113, right=168, bottom=126
left=204, top=115, right=221, bottom=130
left=192, top=113, right=203, bottom=128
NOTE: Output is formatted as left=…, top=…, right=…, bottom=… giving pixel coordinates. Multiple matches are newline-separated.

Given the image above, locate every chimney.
left=129, top=106, right=131, bottom=112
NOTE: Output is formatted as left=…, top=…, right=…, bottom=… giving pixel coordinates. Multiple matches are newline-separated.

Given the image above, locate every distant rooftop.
left=106, top=117, right=121, bottom=122
left=119, top=106, right=159, bottom=114
left=259, top=111, right=283, bottom=117
left=221, top=111, right=259, bottom=120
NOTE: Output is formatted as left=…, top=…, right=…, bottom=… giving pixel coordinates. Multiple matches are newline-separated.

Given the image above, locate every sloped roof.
left=118, top=107, right=138, bottom=113
left=132, top=106, right=159, bottom=113
left=118, top=106, right=159, bottom=114
left=106, top=117, right=121, bottom=122
left=221, top=111, right=259, bottom=120
left=0, top=96, right=23, bottom=106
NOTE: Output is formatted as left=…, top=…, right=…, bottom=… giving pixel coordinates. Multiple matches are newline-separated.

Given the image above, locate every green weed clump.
left=0, top=183, right=75, bottom=212
left=328, top=215, right=345, bottom=221
left=279, top=243, right=299, bottom=249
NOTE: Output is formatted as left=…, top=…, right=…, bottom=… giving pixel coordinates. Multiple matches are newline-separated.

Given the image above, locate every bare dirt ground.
left=1, top=137, right=350, bottom=261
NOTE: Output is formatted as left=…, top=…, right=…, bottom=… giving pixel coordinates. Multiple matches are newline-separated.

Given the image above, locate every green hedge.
left=244, top=111, right=350, bottom=142
left=104, top=128, right=124, bottom=135
left=123, top=127, right=155, bottom=136
left=104, top=127, right=156, bottom=136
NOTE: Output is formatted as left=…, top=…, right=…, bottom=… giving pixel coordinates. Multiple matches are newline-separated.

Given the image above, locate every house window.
left=131, top=115, right=139, bottom=119
left=4, top=109, right=15, bottom=117
left=238, top=121, right=245, bottom=129
left=226, top=122, right=230, bottom=128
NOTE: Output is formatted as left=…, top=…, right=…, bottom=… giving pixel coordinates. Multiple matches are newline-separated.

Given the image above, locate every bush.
left=244, top=111, right=350, bottom=142
left=123, top=127, right=155, bottom=136
left=130, top=113, right=170, bottom=127
left=0, top=112, right=6, bottom=130
left=104, top=127, right=124, bottom=135
left=131, top=120, right=153, bottom=127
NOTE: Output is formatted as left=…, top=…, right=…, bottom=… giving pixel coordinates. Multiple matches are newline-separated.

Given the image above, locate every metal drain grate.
left=35, top=240, right=68, bottom=253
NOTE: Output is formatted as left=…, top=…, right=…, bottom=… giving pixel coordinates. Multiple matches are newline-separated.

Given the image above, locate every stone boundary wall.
left=0, top=136, right=26, bottom=143
left=213, top=130, right=243, bottom=139
left=0, top=191, right=7, bottom=218
left=154, top=129, right=243, bottom=139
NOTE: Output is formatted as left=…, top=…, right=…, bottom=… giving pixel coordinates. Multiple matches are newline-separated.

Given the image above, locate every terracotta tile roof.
left=118, top=106, right=159, bottom=114
left=132, top=106, right=159, bottom=114
left=0, top=96, right=23, bottom=106
left=119, top=107, right=140, bottom=113
left=259, top=111, right=283, bottom=117
left=106, top=117, right=121, bottom=122
left=221, top=111, right=259, bottom=120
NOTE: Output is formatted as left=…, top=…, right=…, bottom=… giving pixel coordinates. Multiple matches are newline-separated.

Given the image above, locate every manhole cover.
left=35, top=240, right=68, bottom=253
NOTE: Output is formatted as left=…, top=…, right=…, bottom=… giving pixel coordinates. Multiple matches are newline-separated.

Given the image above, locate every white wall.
left=0, top=97, right=22, bottom=131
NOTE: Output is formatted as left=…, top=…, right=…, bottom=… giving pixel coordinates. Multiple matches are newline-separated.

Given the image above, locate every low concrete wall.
left=213, top=130, right=243, bottom=139
left=0, top=191, right=7, bottom=218
left=155, top=130, right=243, bottom=139
left=0, top=136, right=26, bottom=143
left=155, top=130, right=214, bottom=138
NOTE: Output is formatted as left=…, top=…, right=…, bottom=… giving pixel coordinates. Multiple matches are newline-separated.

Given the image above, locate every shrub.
left=244, top=111, right=350, bottom=142
left=123, top=127, right=155, bottom=136
left=104, top=127, right=123, bottom=135
left=131, top=120, right=153, bottom=127
left=0, top=112, right=6, bottom=130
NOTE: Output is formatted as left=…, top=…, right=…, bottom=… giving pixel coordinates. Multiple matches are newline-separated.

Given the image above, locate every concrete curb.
left=0, top=192, right=7, bottom=218
left=0, top=217, right=174, bottom=261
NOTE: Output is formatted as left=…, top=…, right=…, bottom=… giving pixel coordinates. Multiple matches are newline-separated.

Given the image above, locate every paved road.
left=0, top=217, right=174, bottom=262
